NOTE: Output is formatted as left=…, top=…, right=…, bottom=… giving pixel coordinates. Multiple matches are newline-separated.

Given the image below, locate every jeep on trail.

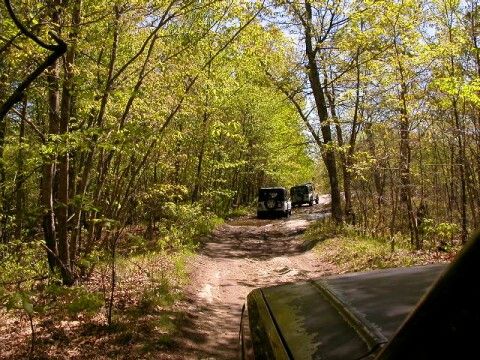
left=290, top=183, right=318, bottom=207
left=256, top=187, right=292, bottom=219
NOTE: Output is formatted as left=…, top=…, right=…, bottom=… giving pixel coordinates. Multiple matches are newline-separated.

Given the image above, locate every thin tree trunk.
left=324, top=70, right=354, bottom=224
left=73, top=7, right=120, bottom=259
left=41, top=15, right=61, bottom=270
left=57, top=0, right=82, bottom=285
left=365, top=122, right=384, bottom=207
left=15, top=97, right=27, bottom=239
left=0, top=109, right=6, bottom=242
left=394, top=35, right=419, bottom=249
left=451, top=98, right=468, bottom=244
left=304, top=0, right=343, bottom=223
left=0, top=55, right=7, bottom=243
left=67, top=1, right=82, bottom=271
left=1, top=4, right=66, bottom=247
left=192, top=89, right=210, bottom=203
left=192, top=117, right=208, bottom=203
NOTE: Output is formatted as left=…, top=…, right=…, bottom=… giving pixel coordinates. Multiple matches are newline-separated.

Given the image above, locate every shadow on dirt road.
left=174, top=199, right=335, bottom=359
left=200, top=210, right=329, bottom=260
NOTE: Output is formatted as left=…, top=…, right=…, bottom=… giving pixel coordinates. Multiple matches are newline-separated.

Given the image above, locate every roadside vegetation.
left=0, top=205, right=221, bottom=358
left=304, top=219, right=460, bottom=273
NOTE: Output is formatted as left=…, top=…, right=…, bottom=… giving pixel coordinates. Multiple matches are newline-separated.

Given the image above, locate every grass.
left=225, top=205, right=253, bottom=219
left=304, top=220, right=460, bottom=273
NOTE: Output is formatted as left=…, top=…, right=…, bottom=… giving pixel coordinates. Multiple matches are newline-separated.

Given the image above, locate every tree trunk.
left=15, top=98, right=27, bottom=239
left=451, top=98, right=468, bottom=244
left=398, top=106, right=419, bottom=248
left=393, top=34, right=419, bottom=249
left=365, top=122, right=384, bottom=207
left=41, top=60, right=60, bottom=271
left=56, top=0, right=82, bottom=285
left=304, top=0, right=343, bottom=223
left=323, top=47, right=362, bottom=225
left=0, top=56, right=7, bottom=243
left=192, top=94, right=210, bottom=203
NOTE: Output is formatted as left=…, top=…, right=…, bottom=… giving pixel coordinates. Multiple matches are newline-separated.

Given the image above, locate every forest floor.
left=0, top=197, right=337, bottom=359
left=172, top=195, right=337, bottom=359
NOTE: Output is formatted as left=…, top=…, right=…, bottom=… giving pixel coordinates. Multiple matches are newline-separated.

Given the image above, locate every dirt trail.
left=175, top=196, right=336, bottom=359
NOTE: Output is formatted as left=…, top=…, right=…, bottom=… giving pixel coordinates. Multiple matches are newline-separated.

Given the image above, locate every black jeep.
left=256, top=187, right=292, bottom=219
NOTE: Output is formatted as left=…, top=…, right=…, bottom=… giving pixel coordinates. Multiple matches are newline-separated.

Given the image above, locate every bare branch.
left=0, top=0, right=67, bottom=121
left=10, top=107, right=46, bottom=143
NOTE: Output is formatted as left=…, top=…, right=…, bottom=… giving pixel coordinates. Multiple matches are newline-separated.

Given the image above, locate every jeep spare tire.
left=266, top=198, right=277, bottom=209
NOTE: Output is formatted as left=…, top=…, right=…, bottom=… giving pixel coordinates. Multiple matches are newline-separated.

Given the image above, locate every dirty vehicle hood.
left=246, top=264, right=446, bottom=360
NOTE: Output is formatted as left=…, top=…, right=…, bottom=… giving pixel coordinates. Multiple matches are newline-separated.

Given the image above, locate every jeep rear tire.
left=266, top=199, right=276, bottom=210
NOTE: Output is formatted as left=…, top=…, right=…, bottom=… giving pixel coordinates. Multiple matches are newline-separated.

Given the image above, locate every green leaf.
left=22, top=298, right=34, bottom=316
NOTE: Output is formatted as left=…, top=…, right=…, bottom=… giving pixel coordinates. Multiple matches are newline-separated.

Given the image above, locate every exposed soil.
left=174, top=195, right=337, bottom=359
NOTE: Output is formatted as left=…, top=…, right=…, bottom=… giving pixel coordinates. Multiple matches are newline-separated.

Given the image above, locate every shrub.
left=44, top=283, right=104, bottom=317
left=225, top=205, right=252, bottom=219
left=66, top=289, right=104, bottom=316
left=0, top=239, right=48, bottom=286
left=305, top=219, right=457, bottom=273
left=421, top=219, right=461, bottom=249
left=139, top=278, right=180, bottom=312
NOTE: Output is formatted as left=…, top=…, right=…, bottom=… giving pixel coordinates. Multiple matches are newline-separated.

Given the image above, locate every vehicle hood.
left=247, top=264, right=446, bottom=360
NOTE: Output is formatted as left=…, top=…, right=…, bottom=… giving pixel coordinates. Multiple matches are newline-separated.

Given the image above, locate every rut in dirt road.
left=176, top=201, right=336, bottom=359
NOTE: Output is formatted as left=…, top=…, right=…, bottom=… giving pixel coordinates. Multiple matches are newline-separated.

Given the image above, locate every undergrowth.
left=304, top=219, right=460, bottom=273
left=0, top=203, right=222, bottom=359
left=225, top=205, right=253, bottom=219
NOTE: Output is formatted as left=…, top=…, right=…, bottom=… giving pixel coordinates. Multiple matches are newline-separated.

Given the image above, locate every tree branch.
left=0, top=0, right=67, bottom=121
left=4, top=0, right=65, bottom=51
left=10, top=107, right=46, bottom=143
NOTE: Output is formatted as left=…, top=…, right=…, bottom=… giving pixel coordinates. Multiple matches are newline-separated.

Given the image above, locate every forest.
left=1, top=0, right=479, bottom=358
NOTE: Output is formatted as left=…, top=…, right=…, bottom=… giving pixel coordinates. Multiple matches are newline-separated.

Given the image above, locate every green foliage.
left=139, top=278, right=179, bottom=312
left=317, top=234, right=416, bottom=272
left=122, top=233, right=150, bottom=255
left=77, top=250, right=103, bottom=277
left=1, top=0, right=316, bottom=282
left=421, top=219, right=461, bottom=249
left=155, top=203, right=223, bottom=247
left=45, top=284, right=104, bottom=317
left=305, top=219, right=457, bottom=273
left=303, top=218, right=342, bottom=245
left=3, top=291, right=35, bottom=316
left=0, top=2, right=319, bottom=355
left=65, top=289, right=104, bottom=316
left=225, top=205, right=252, bottom=219
left=141, top=184, right=189, bottom=213
left=0, top=240, right=48, bottom=286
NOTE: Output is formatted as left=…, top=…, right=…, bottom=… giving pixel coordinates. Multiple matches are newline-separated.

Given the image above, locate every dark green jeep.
left=290, top=183, right=319, bottom=207
left=240, top=233, right=480, bottom=359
